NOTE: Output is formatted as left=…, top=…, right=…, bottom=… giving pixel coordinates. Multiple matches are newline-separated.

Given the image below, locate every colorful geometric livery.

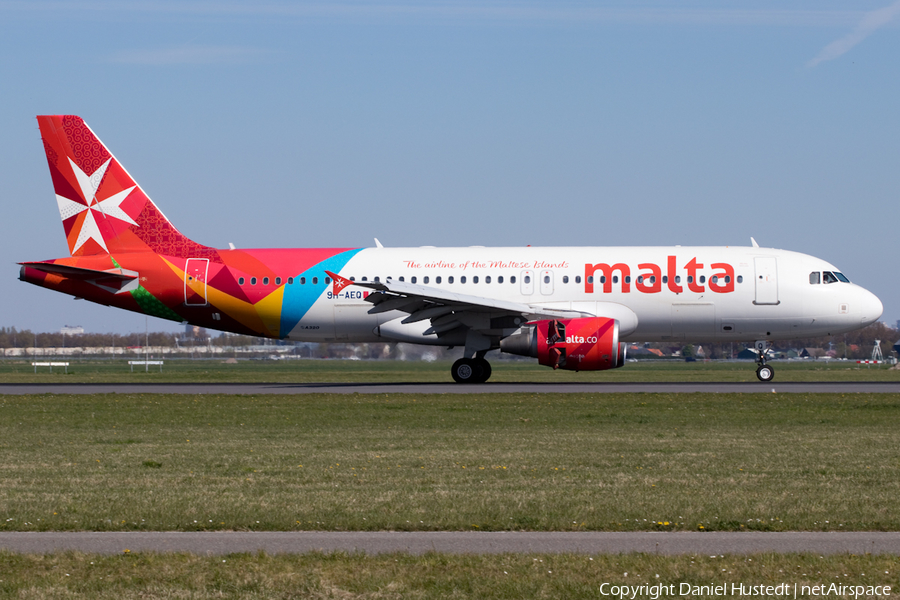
left=23, top=115, right=360, bottom=339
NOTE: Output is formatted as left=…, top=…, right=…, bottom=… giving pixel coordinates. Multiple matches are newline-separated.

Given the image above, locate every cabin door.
left=184, top=258, right=209, bottom=306
left=753, top=257, right=779, bottom=305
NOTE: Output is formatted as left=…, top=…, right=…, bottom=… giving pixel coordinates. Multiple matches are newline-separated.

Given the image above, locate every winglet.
left=326, top=270, right=354, bottom=295
left=750, top=237, right=759, bottom=248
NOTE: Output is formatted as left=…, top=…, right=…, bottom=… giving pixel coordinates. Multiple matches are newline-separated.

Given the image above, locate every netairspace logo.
left=598, top=582, right=892, bottom=599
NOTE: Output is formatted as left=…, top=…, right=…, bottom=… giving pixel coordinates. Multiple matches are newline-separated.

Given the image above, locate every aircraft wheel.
left=756, top=364, right=775, bottom=382
left=451, top=358, right=478, bottom=383
left=474, top=358, right=492, bottom=383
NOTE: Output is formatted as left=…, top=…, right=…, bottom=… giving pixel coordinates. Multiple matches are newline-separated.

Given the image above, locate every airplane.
left=19, top=115, right=884, bottom=383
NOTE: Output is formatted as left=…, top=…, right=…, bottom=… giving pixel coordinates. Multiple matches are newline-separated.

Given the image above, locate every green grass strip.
left=1, top=392, right=899, bottom=532
left=0, top=551, right=897, bottom=599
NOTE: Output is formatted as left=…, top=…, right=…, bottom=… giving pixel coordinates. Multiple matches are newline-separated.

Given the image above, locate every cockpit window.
left=809, top=272, right=820, bottom=285
left=834, top=272, right=850, bottom=283
left=823, top=271, right=839, bottom=284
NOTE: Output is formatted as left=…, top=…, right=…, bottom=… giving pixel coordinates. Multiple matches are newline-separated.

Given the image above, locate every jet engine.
left=500, top=317, right=626, bottom=371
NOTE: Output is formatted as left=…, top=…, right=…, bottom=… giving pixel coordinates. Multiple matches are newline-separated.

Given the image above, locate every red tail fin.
left=37, top=115, right=212, bottom=258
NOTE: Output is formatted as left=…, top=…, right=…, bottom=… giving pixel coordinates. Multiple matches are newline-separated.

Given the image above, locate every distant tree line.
left=0, top=327, right=177, bottom=349
left=666, top=322, right=899, bottom=360
left=781, top=321, right=899, bottom=360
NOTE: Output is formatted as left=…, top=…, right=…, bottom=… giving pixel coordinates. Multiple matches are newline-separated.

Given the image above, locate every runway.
left=1, top=531, right=899, bottom=555
left=1, top=381, right=899, bottom=394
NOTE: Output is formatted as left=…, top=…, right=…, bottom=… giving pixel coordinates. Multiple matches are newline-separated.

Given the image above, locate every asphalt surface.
left=2, top=381, right=900, bottom=395
left=1, top=532, right=899, bottom=555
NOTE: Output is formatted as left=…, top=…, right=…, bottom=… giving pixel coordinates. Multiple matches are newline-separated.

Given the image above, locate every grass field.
left=2, top=357, right=900, bottom=383
left=2, top=391, right=899, bottom=533
left=0, top=551, right=896, bottom=599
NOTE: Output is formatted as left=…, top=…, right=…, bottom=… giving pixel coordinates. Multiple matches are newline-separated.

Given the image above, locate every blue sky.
left=2, top=1, right=899, bottom=334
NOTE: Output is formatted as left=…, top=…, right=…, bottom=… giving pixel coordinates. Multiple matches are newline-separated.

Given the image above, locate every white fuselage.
left=284, top=246, right=883, bottom=346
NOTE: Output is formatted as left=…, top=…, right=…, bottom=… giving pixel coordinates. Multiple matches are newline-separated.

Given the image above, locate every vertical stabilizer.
left=37, top=115, right=212, bottom=257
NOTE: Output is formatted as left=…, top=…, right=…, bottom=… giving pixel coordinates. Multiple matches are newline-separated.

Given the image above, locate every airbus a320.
left=19, top=116, right=884, bottom=382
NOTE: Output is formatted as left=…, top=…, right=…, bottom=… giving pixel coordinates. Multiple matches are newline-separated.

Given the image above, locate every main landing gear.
left=754, top=340, right=774, bottom=382
left=451, top=356, right=492, bottom=383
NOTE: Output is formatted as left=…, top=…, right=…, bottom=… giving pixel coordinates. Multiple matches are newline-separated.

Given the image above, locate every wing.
left=325, top=270, right=592, bottom=340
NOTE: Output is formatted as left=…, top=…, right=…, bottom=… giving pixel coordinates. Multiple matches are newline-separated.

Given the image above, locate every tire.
left=451, top=358, right=477, bottom=383
left=474, top=358, right=492, bottom=383
left=756, top=364, right=775, bottom=382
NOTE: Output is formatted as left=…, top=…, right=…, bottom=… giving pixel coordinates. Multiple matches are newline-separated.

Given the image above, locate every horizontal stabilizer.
left=19, top=262, right=140, bottom=294
left=19, top=262, right=138, bottom=282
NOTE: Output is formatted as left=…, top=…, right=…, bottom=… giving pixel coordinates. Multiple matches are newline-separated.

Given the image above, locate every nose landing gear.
left=754, top=340, right=774, bottom=382
left=756, top=363, right=774, bottom=382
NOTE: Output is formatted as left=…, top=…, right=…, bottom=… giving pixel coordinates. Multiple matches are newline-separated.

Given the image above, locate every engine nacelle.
left=500, top=317, right=626, bottom=371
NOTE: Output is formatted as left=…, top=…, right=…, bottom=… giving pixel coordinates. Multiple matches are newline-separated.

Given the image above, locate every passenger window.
left=275, top=277, right=281, bottom=285
left=300, top=277, right=306, bottom=284
left=325, top=277, right=331, bottom=284
left=737, top=275, right=743, bottom=284
left=350, top=276, right=356, bottom=281
left=461, top=276, right=467, bottom=284
left=251, top=277, right=257, bottom=285
left=662, top=276, right=668, bottom=284
left=524, top=275, right=531, bottom=284
left=600, top=276, right=607, bottom=284
left=361, top=277, right=367, bottom=282
left=543, top=275, right=550, bottom=284
left=312, top=277, right=318, bottom=284
left=711, top=276, right=718, bottom=284
left=724, top=276, right=731, bottom=283
left=423, top=276, right=429, bottom=284
left=575, top=276, right=581, bottom=284
left=650, top=276, right=656, bottom=284
left=473, top=276, right=479, bottom=284
left=436, top=276, right=441, bottom=284
left=511, top=276, right=516, bottom=284
left=637, top=276, right=643, bottom=284
left=238, top=277, right=245, bottom=285
left=563, top=276, right=569, bottom=284
left=624, top=276, right=630, bottom=284
left=699, top=276, right=705, bottom=284
left=687, top=276, right=692, bottom=284
left=448, top=276, right=454, bottom=284
left=374, top=277, right=380, bottom=283
left=675, top=276, right=681, bottom=284
left=498, top=276, right=504, bottom=283
left=486, top=276, right=491, bottom=284
left=263, top=277, right=269, bottom=285
left=288, top=277, right=294, bottom=284
left=809, top=272, right=820, bottom=285
left=587, top=276, right=594, bottom=284
left=399, top=276, right=405, bottom=282
left=411, top=276, right=417, bottom=284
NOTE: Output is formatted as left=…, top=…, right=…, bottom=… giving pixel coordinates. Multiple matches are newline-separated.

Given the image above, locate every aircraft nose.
left=857, top=287, right=883, bottom=326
